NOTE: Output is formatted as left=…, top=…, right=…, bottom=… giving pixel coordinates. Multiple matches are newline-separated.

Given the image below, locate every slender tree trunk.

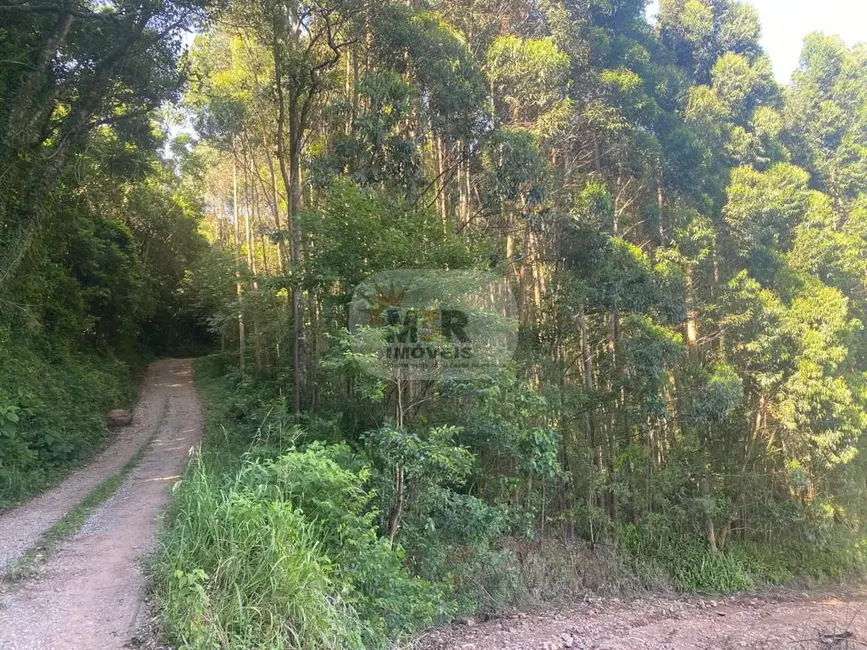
left=436, top=135, right=447, bottom=224
left=244, top=149, right=264, bottom=374
left=388, top=377, right=406, bottom=544
left=702, top=475, right=720, bottom=554
left=685, top=264, right=699, bottom=350
left=518, top=219, right=532, bottom=322
left=273, top=49, right=305, bottom=415
left=657, top=165, right=665, bottom=246
left=234, top=156, right=246, bottom=377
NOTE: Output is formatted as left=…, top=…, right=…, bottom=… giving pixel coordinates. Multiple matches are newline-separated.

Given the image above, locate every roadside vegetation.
left=4, top=0, right=867, bottom=647
left=0, top=342, right=134, bottom=510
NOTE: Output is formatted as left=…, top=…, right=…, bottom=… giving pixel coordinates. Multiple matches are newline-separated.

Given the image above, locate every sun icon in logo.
left=361, top=282, right=409, bottom=324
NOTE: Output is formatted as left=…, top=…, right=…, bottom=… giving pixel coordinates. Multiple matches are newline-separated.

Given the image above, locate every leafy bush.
left=154, top=359, right=445, bottom=649
left=0, top=340, right=134, bottom=510
left=235, top=443, right=448, bottom=638
left=399, top=485, right=517, bottom=614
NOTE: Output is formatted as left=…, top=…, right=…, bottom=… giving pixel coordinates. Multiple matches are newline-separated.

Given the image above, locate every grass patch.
left=151, top=357, right=445, bottom=650
left=619, top=517, right=867, bottom=594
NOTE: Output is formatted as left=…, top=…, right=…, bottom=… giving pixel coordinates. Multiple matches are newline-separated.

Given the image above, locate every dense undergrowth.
left=154, top=357, right=633, bottom=649
left=153, top=357, right=867, bottom=650
left=154, top=357, right=445, bottom=649
left=0, top=338, right=135, bottom=510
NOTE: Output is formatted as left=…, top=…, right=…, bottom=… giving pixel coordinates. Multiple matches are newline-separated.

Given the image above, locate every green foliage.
left=371, top=6, right=487, bottom=139
left=480, top=128, right=547, bottom=205
left=156, top=461, right=364, bottom=650
left=154, top=359, right=447, bottom=650
left=239, top=443, right=449, bottom=638
left=486, top=35, right=572, bottom=133
left=365, top=425, right=474, bottom=494
left=724, top=163, right=811, bottom=256
left=0, top=339, right=134, bottom=510
left=620, top=518, right=754, bottom=592
left=305, top=181, right=478, bottom=300
left=313, top=72, right=422, bottom=190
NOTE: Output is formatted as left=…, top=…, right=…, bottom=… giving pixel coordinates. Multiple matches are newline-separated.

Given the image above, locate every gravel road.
left=418, top=590, right=867, bottom=650
left=0, top=358, right=203, bottom=650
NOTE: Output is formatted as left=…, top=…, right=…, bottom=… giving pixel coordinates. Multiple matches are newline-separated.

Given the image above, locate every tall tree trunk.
left=273, top=49, right=305, bottom=415
left=260, top=130, right=288, bottom=274
left=244, top=149, right=264, bottom=374
left=234, top=156, right=246, bottom=377
left=657, top=165, right=665, bottom=246
left=702, top=475, right=720, bottom=554
left=518, top=219, right=532, bottom=322
left=685, top=263, right=699, bottom=350
left=436, top=135, right=447, bottom=224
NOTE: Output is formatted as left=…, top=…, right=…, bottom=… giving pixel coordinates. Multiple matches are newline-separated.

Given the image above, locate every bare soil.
left=0, top=359, right=203, bottom=650
left=416, top=590, right=867, bottom=650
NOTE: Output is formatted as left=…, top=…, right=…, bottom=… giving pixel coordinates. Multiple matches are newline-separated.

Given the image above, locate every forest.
left=2, top=0, right=867, bottom=647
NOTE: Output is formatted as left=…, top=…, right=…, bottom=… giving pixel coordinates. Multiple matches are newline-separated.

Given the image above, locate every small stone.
left=106, top=409, right=132, bottom=427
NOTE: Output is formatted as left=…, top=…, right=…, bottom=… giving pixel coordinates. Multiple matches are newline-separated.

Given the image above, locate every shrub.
left=154, top=441, right=444, bottom=649
left=0, top=341, right=133, bottom=510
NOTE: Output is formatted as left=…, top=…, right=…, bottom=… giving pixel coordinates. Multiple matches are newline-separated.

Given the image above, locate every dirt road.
left=0, top=359, right=203, bottom=650
left=419, top=590, right=867, bottom=650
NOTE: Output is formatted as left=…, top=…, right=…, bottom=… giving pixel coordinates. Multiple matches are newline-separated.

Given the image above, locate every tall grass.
left=620, top=517, right=867, bottom=593
left=154, top=457, right=364, bottom=650
left=152, top=357, right=443, bottom=649
left=620, top=522, right=753, bottom=592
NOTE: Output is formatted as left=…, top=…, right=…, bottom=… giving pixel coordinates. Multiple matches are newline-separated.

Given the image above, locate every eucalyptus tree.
left=165, top=0, right=867, bottom=580
left=785, top=34, right=867, bottom=208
